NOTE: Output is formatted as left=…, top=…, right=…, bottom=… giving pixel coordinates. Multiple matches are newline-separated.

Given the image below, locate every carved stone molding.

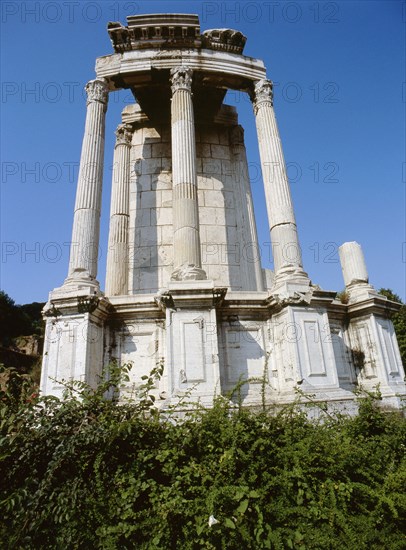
left=252, top=79, right=273, bottom=113
left=266, top=288, right=314, bottom=314
left=77, top=295, right=100, bottom=314
left=85, top=79, right=109, bottom=106
left=202, top=28, right=246, bottom=54
left=170, top=66, right=193, bottom=93
left=229, top=125, right=245, bottom=146
left=115, top=123, right=133, bottom=146
left=155, top=292, right=175, bottom=311
left=213, top=287, right=228, bottom=306
left=108, top=15, right=200, bottom=53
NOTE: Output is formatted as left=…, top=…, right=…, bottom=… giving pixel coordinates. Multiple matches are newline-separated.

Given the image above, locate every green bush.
left=0, top=291, right=45, bottom=345
left=1, top=365, right=405, bottom=549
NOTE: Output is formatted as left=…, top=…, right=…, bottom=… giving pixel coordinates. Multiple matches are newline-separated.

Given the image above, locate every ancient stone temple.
left=41, top=14, right=405, bottom=409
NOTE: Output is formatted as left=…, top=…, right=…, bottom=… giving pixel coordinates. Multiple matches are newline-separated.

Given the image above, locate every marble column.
left=230, top=125, right=264, bottom=291
left=339, top=242, right=369, bottom=287
left=338, top=241, right=377, bottom=302
left=66, top=79, right=109, bottom=286
left=170, top=66, right=206, bottom=281
left=252, top=79, right=307, bottom=282
left=105, top=123, right=132, bottom=296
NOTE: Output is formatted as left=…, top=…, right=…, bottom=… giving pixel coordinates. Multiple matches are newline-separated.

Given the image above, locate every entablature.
left=96, top=48, right=266, bottom=93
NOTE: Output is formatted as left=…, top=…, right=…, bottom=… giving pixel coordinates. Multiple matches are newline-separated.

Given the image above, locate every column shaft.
left=230, top=125, right=264, bottom=291
left=252, top=79, right=306, bottom=280
left=170, top=66, right=206, bottom=281
left=105, top=124, right=132, bottom=296
left=67, top=79, right=108, bottom=283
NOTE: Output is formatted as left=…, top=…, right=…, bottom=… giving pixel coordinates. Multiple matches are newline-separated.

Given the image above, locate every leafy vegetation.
left=1, top=364, right=405, bottom=549
left=0, top=291, right=45, bottom=345
left=0, top=291, right=45, bottom=384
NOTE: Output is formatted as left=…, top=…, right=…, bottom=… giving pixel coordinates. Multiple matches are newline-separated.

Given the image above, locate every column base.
left=171, top=264, right=207, bottom=282
left=345, top=282, right=379, bottom=303
left=274, top=264, right=309, bottom=281
left=51, top=269, right=102, bottom=299
left=272, top=265, right=311, bottom=297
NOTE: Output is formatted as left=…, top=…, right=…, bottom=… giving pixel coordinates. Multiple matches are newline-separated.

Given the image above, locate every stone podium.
left=40, top=14, right=405, bottom=410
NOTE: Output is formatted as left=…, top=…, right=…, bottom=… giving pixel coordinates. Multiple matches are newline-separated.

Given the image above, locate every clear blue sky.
left=1, top=0, right=405, bottom=304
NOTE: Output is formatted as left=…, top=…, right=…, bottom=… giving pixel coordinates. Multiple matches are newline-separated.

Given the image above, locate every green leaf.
left=236, top=499, right=249, bottom=514
left=224, top=518, right=236, bottom=529
left=255, top=527, right=264, bottom=542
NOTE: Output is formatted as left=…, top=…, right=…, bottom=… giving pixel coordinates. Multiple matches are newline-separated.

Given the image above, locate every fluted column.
left=252, top=79, right=307, bottom=282
left=170, top=66, right=206, bottom=281
left=230, top=125, right=264, bottom=291
left=67, top=79, right=109, bottom=286
left=339, top=242, right=369, bottom=287
left=338, top=241, right=377, bottom=302
left=105, top=123, right=132, bottom=296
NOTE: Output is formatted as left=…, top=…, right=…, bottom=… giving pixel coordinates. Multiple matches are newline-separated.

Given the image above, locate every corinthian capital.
left=252, top=79, right=273, bottom=114
left=115, top=123, right=133, bottom=146
left=170, top=66, right=193, bottom=93
left=85, top=79, right=109, bottom=106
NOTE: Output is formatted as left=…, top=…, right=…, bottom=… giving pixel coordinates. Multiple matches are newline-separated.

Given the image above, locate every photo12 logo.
left=201, top=2, right=340, bottom=24
left=1, top=2, right=141, bottom=24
